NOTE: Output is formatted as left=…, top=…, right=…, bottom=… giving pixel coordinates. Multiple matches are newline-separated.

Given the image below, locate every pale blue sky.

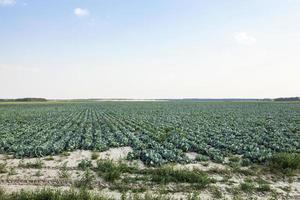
left=0, top=0, right=299, bottom=99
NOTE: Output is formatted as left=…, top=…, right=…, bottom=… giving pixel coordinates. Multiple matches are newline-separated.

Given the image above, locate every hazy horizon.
left=1, top=0, right=300, bottom=99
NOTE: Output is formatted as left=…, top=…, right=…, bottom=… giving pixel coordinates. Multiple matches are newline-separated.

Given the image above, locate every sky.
left=0, top=0, right=300, bottom=99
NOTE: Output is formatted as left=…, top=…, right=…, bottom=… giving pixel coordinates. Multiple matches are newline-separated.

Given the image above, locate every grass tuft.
left=240, top=182, right=255, bottom=193
left=91, top=152, right=99, bottom=160
left=0, top=162, right=7, bottom=173
left=58, top=161, right=71, bottom=179
left=268, top=153, right=300, bottom=175
left=78, top=159, right=93, bottom=170
left=95, top=159, right=137, bottom=182
left=0, top=187, right=112, bottom=200
left=76, top=169, right=95, bottom=189
left=144, top=165, right=213, bottom=188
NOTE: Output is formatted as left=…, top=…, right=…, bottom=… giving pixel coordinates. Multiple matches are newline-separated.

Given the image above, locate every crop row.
left=0, top=102, right=299, bottom=165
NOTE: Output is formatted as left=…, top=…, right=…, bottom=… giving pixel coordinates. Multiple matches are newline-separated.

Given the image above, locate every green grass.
left=61, top=152, right=71, bottom=157
left=91, top=152, right=99, bottom=160
left=121, top=192, right=172, bottom=200
left=231, top=167, right=255, bottom=176
left=58, top=162, right=71, bottom=179
left=239, top=182, right=255, bottom=193
left=186, top=192, right=201, bottom=200
left=143, top=165, right=214, bottom=188
left=195, top=154, right=209, bottom=162
left=229, top=156, right=240, bottom=163
left=257, top=184, right=271, bottom=192
left=0, top=187, right=177, bottom=200
left=0, top=188, right=112, bottom=200
left=95, top=159, right=137, bottom=182
left=44, top=156, right=55, bottom=161
left=209, top=186, right=223, bottom=199
left=8, top=167, right=17, bottom=176
left=78, top=159, right=93, bottom=170
left=76, top=169, right=95, bottom=189
left=268, top=153, right=300, bottom=175
left=0, top=162, right=7, bottom=173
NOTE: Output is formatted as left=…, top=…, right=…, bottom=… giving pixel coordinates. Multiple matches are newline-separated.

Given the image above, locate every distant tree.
left=274, top=97, right=300, bottom=101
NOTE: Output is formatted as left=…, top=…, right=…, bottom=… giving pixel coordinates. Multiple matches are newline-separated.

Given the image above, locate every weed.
left=268, top=153, right=300, bottom=175
left=58, top=161, right=71, bottom=179
left=0, top=162, right=7, bottom=173
left=208, top=167, right=231, bottom=176
left=91, top=152, right=99, bottom=160
left=241, top=158, right=251, bottom=167
left=130, top=192, right=171, bottom=200
left=44, top=156, right=55, bottom=161
left=257, top=184, right=271, bottom=192
left=232, top=167, right=255, bottom=176
left=8, top=167, right=17, bottom=176
left=240, top=182, right=255, bottom=193
left=210, top=186, right=223, bottom=198
left=229, top=156, right=240, bottom=163
left=0, top=188, right=112, bottom=200
left=202, top=162, right=209, bottom=167
left=61, top=152, right=70, bottom=157
left=78, top=159, right=93, bottom=170
left=195, top=154, right=209, bottom=162
left=96, top=159, right=137, bottom=182
left=187, top=192, right=201, bottom=200
left=144, top=165, right=213, bottom=188
left=76, top=168, right=95, bottom=189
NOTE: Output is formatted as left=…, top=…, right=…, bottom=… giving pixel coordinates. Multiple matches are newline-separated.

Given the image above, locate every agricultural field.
left=0, top=101, right=299, bottom=199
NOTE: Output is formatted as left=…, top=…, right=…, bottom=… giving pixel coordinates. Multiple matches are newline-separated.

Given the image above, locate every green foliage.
left=187, top=192, right=201, bottom=200
left=257, top=184, right=271, bottom=192
left=144, top=165, right=213, bottom=187
left=210, top=186, right=223, bottom=198
left=241, top=158, right=251, bottom=166
left=58, top=162, right=71, bottom=179
left=61, top=152, right=71, bottom=157
left=268, top=153, right=300, bottom=174
left=135, top=192, right=171, bottom=200
left=76, top=169, right=95, bottom=189
left=0, top=188, right=112, bottom=200
left=78, top=159, right=93, bottom=170
left=95, top=159, right=137, bottom=182
left=0, top=102, right=299, bottom=166
left=8, top=167, right=17, bottom=176
left=195, top=154, right=209, bottom=162
left=240, top=182, right=255, bottom=193
left=91, top=152, right=99, bottom=160
left=44, top=156, right=55, bottom=161
left=0, top=162, right=7, bottom=173
left=229, top=156, right=240, bottom=163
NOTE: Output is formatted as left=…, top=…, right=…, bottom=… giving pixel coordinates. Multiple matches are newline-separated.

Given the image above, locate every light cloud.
left=0, top=0, right=15, bottom=6
left=74, top=8, right=90, bottom=17
left=234, top=32, right=257, bottom=46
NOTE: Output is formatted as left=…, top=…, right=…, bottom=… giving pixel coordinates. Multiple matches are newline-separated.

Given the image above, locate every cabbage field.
left=0, top=101, right=299, bottom=166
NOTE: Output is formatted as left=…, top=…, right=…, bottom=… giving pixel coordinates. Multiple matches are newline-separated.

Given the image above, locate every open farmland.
left=0, top=101, right=300, bottom=199
left=0, top=101, right=299, bottom=164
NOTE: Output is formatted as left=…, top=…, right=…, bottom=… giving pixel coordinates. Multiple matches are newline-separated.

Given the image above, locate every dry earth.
left=0, top=147, right=299, bottom=200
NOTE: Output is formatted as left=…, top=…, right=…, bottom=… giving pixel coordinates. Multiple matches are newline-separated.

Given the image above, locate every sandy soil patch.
left=185, top=152, right=198, bottom=160
left=174, top=161, right=226, bottom=171
left=99, top=146, right=133, bottom=161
